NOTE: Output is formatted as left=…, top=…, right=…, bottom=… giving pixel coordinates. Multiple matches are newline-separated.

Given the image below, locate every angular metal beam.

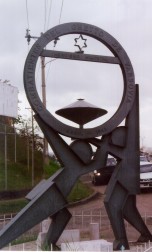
left=0, top=182, right=67, bottom=249
left=40, top=49, right=120, bottom=64
left=44, top=208, right=72, bottom=247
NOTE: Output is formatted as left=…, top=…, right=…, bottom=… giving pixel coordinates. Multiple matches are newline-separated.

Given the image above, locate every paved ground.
left=70, top=176, right=152, bottom=214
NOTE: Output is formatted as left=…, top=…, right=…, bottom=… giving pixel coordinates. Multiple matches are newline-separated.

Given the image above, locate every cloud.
left=0, top=0, right=152, bottom=148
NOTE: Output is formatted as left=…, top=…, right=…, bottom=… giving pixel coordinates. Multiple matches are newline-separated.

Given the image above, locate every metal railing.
left=0, top=210, right=152, bottom=251
left=0, top=210, right=152, bottom=231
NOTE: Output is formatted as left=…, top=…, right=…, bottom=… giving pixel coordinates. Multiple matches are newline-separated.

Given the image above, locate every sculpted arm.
left=35, top=114, right=83, bottom=169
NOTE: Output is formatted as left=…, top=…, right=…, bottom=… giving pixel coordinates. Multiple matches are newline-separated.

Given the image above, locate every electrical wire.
left=59, top=0, right=64, bottom=24
left=45, top=0, right=65, bottom=83
left=25, top=0, right=30, bottom=30
left=46, top=0, right=53, bottom=30
left=25, top=0, right=31, bottom=53
left=43, top=0, right=47, bottom=32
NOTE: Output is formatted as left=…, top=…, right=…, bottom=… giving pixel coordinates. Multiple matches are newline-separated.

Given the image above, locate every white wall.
left=0, top=83, right=18, bottom=118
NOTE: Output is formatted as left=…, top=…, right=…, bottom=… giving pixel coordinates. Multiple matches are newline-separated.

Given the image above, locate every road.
left=69, top=174, right=152, bottom=214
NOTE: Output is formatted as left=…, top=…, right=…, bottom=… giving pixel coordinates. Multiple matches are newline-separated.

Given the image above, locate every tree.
left=14, top=114, right=44, bottom=152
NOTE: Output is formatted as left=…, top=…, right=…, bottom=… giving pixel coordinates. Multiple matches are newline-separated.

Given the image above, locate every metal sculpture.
left=0, top=22, right=152, bottom=251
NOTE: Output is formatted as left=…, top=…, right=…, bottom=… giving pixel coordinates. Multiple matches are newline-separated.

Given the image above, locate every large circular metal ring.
left=24, top=22, right=135, bottom=139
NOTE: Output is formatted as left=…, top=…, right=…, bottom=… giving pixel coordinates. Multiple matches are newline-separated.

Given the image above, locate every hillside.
left=0, top=124, right=44, bottom=191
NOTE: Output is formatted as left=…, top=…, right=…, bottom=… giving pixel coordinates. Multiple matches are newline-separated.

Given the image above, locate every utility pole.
left=41, top=56, right=49, bottom=164
left=25, top=30, right=49, bottom=164
left=26, top=108, right=34, bottom=187
left=4, top=125, right=7, bottom=190
left=26, top=123, right=30, bottom=172
left=31, top=109, right=34, bottom=186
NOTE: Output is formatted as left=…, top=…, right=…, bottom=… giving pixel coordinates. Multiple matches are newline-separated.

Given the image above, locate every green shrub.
left=43, top=159, right=60, bottom=178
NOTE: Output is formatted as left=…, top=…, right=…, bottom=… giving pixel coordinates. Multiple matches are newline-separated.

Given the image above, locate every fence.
left=66, top=210, right=152, bottom=231
left=0, top=213, right=42, bottom=233
left=1, top=210, right=152, bottom=233
left=1, top=210, right=152, bottom=249
left=0, top=213, right=152, bottom=252
left=0, top=213, right=42, bottom=251
left=67, top=209, right=109, bottom=230
left=0, top=122, right=43, bottom=191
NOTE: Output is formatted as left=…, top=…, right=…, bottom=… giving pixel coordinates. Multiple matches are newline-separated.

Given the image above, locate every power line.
left=59, top=0, right=64, bottom=24
left=46, top=0, right=65, bottom=82
left=25, top=0, right=31, bottom=52
left=46, top=0, right=53, bottom=30
left=43, top=0, right=47, bottom=32
left=25, top=0, right=30, bottom=30
left=25, top=0, right=65, bottom=85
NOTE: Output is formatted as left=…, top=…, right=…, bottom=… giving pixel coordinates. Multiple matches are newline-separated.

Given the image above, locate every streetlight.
left=40, top=57, right=57, bottom=163
left=41, top=56, right=48, bottom=164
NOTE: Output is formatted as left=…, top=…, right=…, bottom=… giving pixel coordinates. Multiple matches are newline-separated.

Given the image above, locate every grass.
left=11, top=234, right=37, bottom=245
left=0, top=162, right=32, bottom=190
left=0, top=198, right=28, bottom=214
left=0, top=156, right=59, bottom=191
left=0, top=159, right=42, bottom=191
left=68, top=180, right=94, bottom=203
left=0, top=131, right=44, bottom=191
left=0, top=181, right=93, bottom=214
left=0, top=132, right=94, bottom=214
left=43, top=160, right=94, bottom=203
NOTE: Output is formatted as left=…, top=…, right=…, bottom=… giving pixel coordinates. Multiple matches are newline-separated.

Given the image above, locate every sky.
left=0, top=0, right=152, bottom=149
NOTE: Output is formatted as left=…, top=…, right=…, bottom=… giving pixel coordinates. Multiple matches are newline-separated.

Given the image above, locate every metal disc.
left=56, top=99, right=107, bottom=125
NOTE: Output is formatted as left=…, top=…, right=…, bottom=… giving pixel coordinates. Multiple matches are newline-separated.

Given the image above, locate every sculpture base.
left=36, top=229, right=80, bottom=249
left=61, top=239, right=113, bottom=251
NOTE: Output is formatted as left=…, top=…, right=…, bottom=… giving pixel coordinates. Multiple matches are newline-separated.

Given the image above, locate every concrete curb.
left=68, top=191, right=102, bottom=208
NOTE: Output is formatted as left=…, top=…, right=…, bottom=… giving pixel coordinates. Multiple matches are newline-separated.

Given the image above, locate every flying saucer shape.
left=55, top=99, right=107, bottom=126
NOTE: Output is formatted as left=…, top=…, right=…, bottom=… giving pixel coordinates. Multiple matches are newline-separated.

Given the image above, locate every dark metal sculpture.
left=74, top=34, right=87, bottom=53
left=0, top=22, right=152, bottom=251
left=56, top=98, right=107, bottom=127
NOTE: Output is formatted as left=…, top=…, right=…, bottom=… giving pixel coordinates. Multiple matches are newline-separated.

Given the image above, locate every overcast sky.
left=0, top=0, right=152, bottom=149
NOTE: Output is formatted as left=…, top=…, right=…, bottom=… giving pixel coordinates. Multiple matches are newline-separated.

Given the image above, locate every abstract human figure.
left=92, top=85, right=152, bottom=250
left=0, top=103, right=110, bottom=249
left=0, top=23, right=151, bottom=251
left=0, top=85, right=151, bottom=251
